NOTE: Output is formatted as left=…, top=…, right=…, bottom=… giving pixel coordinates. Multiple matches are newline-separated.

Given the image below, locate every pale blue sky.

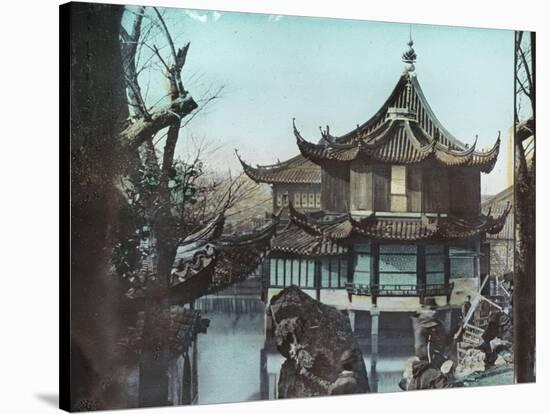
left=124, top=7, right=514, bottom=195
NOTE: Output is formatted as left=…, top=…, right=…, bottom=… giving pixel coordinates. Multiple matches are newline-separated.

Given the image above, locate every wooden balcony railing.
left=346, top=282, right=454, bottom=304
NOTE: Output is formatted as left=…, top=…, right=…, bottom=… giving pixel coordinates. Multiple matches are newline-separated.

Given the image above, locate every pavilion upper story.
left=292, top=71, right=500, bottom=218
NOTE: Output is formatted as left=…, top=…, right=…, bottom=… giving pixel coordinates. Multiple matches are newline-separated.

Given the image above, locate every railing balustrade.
left=346, top=282, right=454, bottom=297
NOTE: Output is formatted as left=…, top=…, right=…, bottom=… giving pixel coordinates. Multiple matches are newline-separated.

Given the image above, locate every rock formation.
left=268, top=286, right=369, bottom=398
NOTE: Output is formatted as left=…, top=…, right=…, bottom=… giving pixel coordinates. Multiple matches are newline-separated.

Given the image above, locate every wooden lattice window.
left=390, top=165, right=407, bottom=212
left=450, top=245, right=477, bottom=279
left=353, top=242, right=371, bottom=286
left=425, top=244, right=445, bottom=285
left=379, top=244, right=417, bottom=285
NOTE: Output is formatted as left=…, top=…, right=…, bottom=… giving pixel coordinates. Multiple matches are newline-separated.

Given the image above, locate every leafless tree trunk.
left=120, top=7, right=200, bottom=406
left=118, top=6, right=269, bottom=406
left=68, top=3, right=133, bottom=410
left=513, top=31, right=536, bottom=383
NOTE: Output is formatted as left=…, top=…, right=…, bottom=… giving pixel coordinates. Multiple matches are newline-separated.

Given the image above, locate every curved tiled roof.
left=125, top=212, right=280, bottom=302
left=295, top=118, right=500, bottom=173
left=170, top=211, right=280, bottom=299
left=481, top=186, right=514, bottom=241
left=270, top=203, right=511, bottom=256
left=321, top=74, right=467, bottom=150
left=236, top=152, right=321, bottom=184
left=238, top=71, right=502, bottom=181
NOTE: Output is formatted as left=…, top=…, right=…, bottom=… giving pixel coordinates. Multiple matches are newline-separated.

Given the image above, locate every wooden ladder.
left=456, top=276, right=504, bottom=365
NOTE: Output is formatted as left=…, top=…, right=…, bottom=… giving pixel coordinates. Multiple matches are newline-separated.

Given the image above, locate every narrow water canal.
left=195, top=296, right=412, bottom=403
left=197, top=309, right=265, bottom=404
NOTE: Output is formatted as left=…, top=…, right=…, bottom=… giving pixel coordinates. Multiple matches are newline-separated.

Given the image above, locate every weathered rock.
left=268, top=286, right=369, bottom=398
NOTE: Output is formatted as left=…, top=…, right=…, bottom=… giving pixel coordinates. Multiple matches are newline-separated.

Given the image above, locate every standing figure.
left=411, top=309, right=449, bottom=369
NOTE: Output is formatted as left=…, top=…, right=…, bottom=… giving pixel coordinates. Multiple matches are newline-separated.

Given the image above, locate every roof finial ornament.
left=402, top=25, right=417, bottom=75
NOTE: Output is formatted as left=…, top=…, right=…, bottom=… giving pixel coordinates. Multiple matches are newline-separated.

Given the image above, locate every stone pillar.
left=348, top=310, right=356, bottom=332
left=265, top=311, right=273, bottom=339
left=181, top=352, right=192, bottom=405
left=314, top=259, right=321, bottom=301
left=191, top=339, right=198, bottom=404
left=370, top=310, right=380, bottom=392
left=269, top=373, right=278, bottom=399
left=259, top=348, right=269, bottom=400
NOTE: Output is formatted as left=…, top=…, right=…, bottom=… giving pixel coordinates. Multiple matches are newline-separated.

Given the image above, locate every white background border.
left=0, top=0, right=546, bottom=413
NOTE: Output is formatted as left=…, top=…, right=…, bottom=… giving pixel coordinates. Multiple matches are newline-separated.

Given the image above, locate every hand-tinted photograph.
left=61, top=2, right=536, bottom=411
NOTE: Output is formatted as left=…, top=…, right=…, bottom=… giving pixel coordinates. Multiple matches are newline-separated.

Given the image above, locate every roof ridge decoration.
left=402, top=30, right=417, bottom=75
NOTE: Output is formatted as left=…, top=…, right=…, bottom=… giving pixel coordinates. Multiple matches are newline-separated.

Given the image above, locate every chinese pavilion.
left=238, top=39, right=509, bottom=393
left=237, top=153, right=321, bottom=221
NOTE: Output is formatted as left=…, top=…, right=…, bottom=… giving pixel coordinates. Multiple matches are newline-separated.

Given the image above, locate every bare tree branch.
left=120, top=6, right=150, bottom=120
left=179, top=86, right=225, bottom=129
left=515, top=75, right=532, bottom=101
left=151, top=44, right=171, bottom=74
left=518, top=46, right=533, bottom=99
left=153, top=7, right=178, bottom=66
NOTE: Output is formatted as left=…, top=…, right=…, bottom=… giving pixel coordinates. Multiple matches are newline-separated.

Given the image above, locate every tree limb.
left=121, top=95, right=198, bottom=150
left=518, top=46, right=533, bottom=100
left=120, top=6, right=150, bottom=120
left=153, top=7, right=189, bottom=99
left=161, top=121, right=181, bottom=178
left=153, top=7, right=178, bottom=66
left=515, top=75, right=532, bottom=101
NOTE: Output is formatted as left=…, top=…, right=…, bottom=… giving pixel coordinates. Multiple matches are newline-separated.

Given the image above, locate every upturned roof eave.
left=271, top=206, right=511, bottom=254
left=295, top=118, right=500, bottom=171
left=236, top=150, right=321, bottom=184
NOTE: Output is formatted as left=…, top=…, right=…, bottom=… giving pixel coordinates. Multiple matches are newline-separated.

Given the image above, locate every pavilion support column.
left=181, top=351, right=192, bottom=405
left=370, top=310, right=380, bottom=392
left=444, top=245, right=452, bottom=304
left=315, top=259, right=321, bottom=302
left=372, top=243, right=380, bottom=306
left=417, top=244, right=426, bottom=304
left=191, top=339, right=198, bottom=404
left=265, top=311, right=273, bottom=340
left=442, top=308, right=453, bottom=336
left=444, top=245, right=451, bottom=286
left=260, top=347, right=269, bottom=400
left=348, top=310, right=356, bottom=332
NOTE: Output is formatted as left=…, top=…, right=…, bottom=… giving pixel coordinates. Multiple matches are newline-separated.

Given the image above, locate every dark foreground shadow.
left=35, top=393, right=59, bottom=408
